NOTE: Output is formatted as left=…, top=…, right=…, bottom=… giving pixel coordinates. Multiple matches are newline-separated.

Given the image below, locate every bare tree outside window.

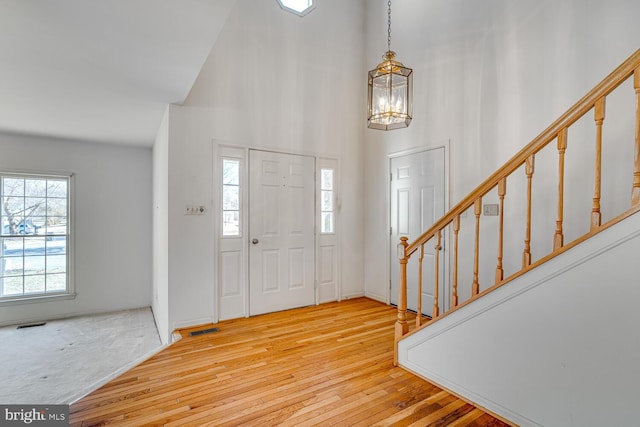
left=2, top=178, right=66, bottom=235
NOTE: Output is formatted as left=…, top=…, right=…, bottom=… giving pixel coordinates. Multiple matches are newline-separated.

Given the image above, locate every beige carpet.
left=0, top=307, right=162, bottom=405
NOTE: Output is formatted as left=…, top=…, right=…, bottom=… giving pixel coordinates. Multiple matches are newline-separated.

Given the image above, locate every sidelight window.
left=222, top=159, right=241, bottom=236
left=320, top=168, right=334, bottom=234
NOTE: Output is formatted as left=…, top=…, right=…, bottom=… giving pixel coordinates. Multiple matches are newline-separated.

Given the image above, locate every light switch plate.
left=185, top=205, right=206, bottom=215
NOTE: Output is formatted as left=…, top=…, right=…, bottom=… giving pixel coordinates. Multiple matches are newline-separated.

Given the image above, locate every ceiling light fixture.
left=367, top=0, right=413, bottom=130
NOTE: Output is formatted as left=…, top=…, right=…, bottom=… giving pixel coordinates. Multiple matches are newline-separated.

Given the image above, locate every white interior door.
left=390, top=147, right=446, bottom=314
left=249, top=150, right=315, bottom=316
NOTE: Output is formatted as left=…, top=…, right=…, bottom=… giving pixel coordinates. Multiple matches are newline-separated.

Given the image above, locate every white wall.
left=399, top=210, right=640, bottom=427
left=364, top=0, right=640, bottom=303
left=152, top=107, right=170, bottom=344
left=167, top=106, right=217, bottom=330
left=160, top=0, right=367, bottom=330
left=152, top=104, right=217, bottom=336
left=0, top=132, right=152, bottom=326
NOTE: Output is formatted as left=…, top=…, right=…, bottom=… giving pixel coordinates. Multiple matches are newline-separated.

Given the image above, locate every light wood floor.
left=70, top=298, right=510, bottom=426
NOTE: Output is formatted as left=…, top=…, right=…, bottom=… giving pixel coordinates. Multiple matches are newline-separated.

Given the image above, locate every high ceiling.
left=0, top=0, right=236, bottom=147
left=0, top=0, right=537, bottom=148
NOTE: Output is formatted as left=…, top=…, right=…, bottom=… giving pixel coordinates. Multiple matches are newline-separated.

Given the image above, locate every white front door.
left=390, top=147, right=446, bottom=314
left=249, top=150, right=316, bottom=316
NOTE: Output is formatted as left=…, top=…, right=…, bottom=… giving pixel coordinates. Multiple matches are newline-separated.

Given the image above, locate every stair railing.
left=395, top=49, right=640, bottom=364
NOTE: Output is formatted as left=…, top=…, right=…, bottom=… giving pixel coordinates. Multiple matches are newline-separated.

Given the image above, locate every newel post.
left=394, top=237, right=409, bottom=366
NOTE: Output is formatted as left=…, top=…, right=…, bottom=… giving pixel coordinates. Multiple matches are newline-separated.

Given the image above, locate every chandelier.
left=367, top=0, right=413, bottom=130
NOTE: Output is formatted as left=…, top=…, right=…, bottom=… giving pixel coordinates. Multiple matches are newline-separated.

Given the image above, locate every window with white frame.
left=277, top=0, right=315, bottom=16
left=320, top=168, right=334, bottom=234
left=0, top=172, right=72, bottom=301
left=222, top=159, right=241, bottom=236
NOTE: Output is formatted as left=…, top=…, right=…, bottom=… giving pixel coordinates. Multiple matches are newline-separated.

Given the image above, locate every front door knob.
left=252, top=238, right=259, bottom=245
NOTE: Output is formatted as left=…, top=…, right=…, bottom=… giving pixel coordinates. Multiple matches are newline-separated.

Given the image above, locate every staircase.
left=395, top=49, right=640, bottom=426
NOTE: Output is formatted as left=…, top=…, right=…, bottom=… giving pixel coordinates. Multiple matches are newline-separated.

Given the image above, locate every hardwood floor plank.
left=407, top=400, right=468, bottom=426
left=443, top=408, right=486, bottom=427
left=70, top=298, right=512, bottom=426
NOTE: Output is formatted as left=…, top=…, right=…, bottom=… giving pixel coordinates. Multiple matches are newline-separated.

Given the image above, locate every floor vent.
left=189, top=327, right=219, bottom=337
left=17, top=322, right=46, bottom=329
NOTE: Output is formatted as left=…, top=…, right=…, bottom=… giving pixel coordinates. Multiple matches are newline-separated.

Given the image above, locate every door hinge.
left=390, top=226, right=392, bottom=236
left=390, top=172, right=393, bottom=182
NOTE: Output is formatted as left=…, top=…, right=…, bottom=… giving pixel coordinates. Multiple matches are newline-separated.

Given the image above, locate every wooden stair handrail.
left=404, top=49, right=640, bottom=258
left=395, top=48, right=640, bottom=365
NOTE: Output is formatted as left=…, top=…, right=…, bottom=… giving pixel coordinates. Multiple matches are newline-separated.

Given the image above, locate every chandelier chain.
left=387, top=0, right=392, bottom=53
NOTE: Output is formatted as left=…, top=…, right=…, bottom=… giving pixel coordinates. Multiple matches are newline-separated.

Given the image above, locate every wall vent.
left=17, top=322, right=46, bottom=329
left=189, top=327, right=219, bottom=337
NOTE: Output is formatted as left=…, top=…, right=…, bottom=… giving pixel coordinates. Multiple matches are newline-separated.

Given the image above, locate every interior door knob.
left=252, top=238, right=259, bottom=244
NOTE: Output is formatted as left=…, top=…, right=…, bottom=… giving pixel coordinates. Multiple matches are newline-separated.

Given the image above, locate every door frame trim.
left=387, top=140, right=451, bottom=310
left=212, top=140, right=342, bottom=321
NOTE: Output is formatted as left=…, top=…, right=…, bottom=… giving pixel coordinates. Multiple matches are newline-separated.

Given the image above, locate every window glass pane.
left=31, top=217, right=46, bottom=234
left=47, top=198, right=67, bottom=218
left=4, top=178, right=24, bottom=196
left=2, top=276, right=23, bottom=295
left=25, top=197, right=47, bottom=216
left=4, top=197, right=24, bottom=223
left=46, top=237, right=66, bottom=255
left=3, top=237, right=23, bottom=257
left=2, top=256, right=23, bottom=276
left=47, top=255, right=66, bottom=274
left=223, top=211, right=240, bottom=236
left=321, top=212, right=334, bottom=234
left=321, top=190, right=333, bottom=212
left=279, top=0, right=313, bottom=13
left=319, top=168, right=335, bottom=234
left=25, top=179, right=47, bottom=197
left=321, top=169, right=333, bottom=190
left=47, top=180, right=67, bottom=198
left=221, top=158, right=241, bottom=237
left=46, top=273, right=66, bottom=292
left=223, top=185, right=240, bottom=210
left=45, top=218, right=67, bottom=235
left=25, top=237, right=45, bottom=255
left=24, top=275, right=45, bottom=293
left=222, top=160, right=240, bottom=185
left=24, top=255, right=45, bottom=275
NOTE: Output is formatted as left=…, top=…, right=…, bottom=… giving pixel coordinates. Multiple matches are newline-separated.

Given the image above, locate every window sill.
left=0, top=292, right=77, bottom=307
